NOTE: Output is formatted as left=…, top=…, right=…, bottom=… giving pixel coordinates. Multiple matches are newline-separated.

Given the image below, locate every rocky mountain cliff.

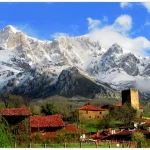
left=0, top=25, right=150, bottom=99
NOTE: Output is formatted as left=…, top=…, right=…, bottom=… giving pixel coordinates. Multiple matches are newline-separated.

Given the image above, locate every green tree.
left=30, top=104, right=41, bottom=115
left=110, top=103, right=137, bottom=125
left=67, top=110, right=78, bottom=123
left=132, top=132, right=146, bottom=148
left=41, top=103, right=56, bottom=115
left=52, top=99, right=72, bottom=121
left=98, top=115, right=115, bottom=129
left=0, top=93, right=27, bottom=108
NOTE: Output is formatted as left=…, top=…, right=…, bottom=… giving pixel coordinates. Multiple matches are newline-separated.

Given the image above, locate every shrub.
left=132, top=132, right=146, bottom=148
left=0, top=116, right=14, bottom=148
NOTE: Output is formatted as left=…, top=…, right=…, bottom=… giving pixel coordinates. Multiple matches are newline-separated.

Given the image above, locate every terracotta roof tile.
left=89, top=132, right=103, bottom=139
left=145, top=119, right=150, bottom=123
left=115, top=129, right=150, bottom=136
left=78, top=105, right=106, bottom=111
left=115, top=102, right=122, bottom=107
left=30, top=114, right=65, bottom=128
left=116, top=130, right=133, bottom=135
left=115, top=103, right=143, bottom=109
left=0, top=108, right=31, bottom=116
left=64, top=124, right=88, bottom=133
left=139, top=106, right=143, bottom=109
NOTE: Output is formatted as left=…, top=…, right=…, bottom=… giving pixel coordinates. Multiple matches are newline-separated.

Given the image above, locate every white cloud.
left=145, top=21, right=150, bottom=26
left=51, top=32, right=70, bottom=39
left=120, top=2, right=132, bottom=8
left=87, top=17, right=101, bottom=31
left=113, top=15, right=132, bottom=34
left=141, top=2, right=150, bottom=13
left=135, top=78, right=150, bottom=92
left=88, top=14, right=150, bottom=56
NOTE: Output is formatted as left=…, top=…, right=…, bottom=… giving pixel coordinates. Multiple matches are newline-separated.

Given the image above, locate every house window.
left=86, top=111, right=88, bottom=114
left=89, top=116, right=91, bottom=118
left=97, top=116, right=99, bottom=118
left=100, top=112, right=102, bottom=114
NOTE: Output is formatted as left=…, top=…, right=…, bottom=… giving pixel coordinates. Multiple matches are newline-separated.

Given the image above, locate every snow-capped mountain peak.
left=0, top=25, right=150, bottom=99
left=3, top=25, right=19, bottom=34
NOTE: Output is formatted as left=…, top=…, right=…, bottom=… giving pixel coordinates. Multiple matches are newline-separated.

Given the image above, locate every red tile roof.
left=64, top=124, right=88, bottom=133
left=89, top=132, right=101, bottom=139
left=31, top=125, right=87, bottom=139
left=78, top=105, right=106, bottom=111
left=115, top=103, right=143, bottom=109
left=116, top=130, right=133, bottom=135
left=115, top=102, right=122, bottom=107
left=142, top=123, right=150, bottom=127
left=119, top=126, right=134, bottom=129
left=89, top=129, right=120, bottom=139
left=30, top=114, right=65, bottom=128
left=145, top=119, right=150, bottom=123
left=139, top=106, right=143, bottom=109
left=102, top=129, right=150, bottom=140
left=0, top=108, right=31, bottom=116
left=116, top=129, right=150, bottom=135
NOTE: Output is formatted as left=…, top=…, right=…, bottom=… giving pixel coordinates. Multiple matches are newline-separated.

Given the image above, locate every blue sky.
left=0, top=2, right=150, bottom=55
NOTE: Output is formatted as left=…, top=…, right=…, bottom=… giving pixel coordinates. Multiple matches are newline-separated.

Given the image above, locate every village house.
left=78, top=89, right=143, bottom=123
left=90, top=128, right=150, bottom=141
left=0, top=106, right=88, bottom=140
left=102, top=129, right=150, bottom=141
left=30, top=114, right=87, bottom=139
left=78, top=105, right=108, bottom=122
left=0, top=108, right=31, bottom=135
left=30, top=114, right=65, bottom=137
left=132, top=118, right=150, bottom=131
left=88, top=89, right=150, bottom=142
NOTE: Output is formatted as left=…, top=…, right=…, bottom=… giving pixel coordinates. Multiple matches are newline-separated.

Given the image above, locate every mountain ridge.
left=0, top=25, right=150, bottom=99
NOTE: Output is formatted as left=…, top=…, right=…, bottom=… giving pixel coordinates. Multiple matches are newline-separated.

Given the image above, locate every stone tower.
left=122, top=89, right=139, bottom=110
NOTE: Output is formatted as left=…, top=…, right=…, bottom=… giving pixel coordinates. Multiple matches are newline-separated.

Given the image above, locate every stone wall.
left=78, top=109, right=109, bottom=122
left=130, top=89, right=139, bottom=110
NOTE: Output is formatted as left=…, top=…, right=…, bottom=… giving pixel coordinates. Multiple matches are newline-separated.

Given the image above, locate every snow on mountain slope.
left=87, top=43, right=150, bottom=96
left=0, top=25, right=150, bottom=99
